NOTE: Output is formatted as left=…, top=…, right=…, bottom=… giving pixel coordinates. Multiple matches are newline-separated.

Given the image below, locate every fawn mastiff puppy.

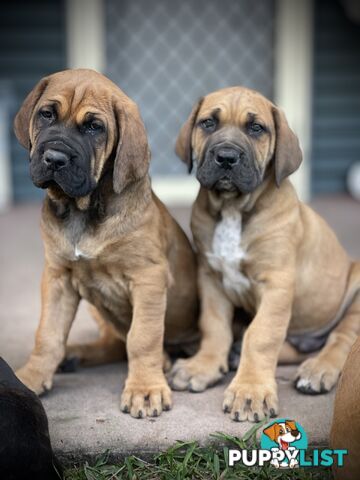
left=14, top=69, right=198, bottom=418
left=171, top=86, right=360, bottom=422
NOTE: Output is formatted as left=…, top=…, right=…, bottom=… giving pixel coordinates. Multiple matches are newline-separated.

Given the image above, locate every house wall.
left=0, top=0, right=316, bottom=204
left=0, top=0, right=66, bottom=202
left=312, top=0, right=360, bottom=194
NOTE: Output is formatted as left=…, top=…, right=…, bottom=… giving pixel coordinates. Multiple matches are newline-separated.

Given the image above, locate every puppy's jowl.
left=171, top=86, right=360, bottom=422
left=14, top=69, right=198, bottom=418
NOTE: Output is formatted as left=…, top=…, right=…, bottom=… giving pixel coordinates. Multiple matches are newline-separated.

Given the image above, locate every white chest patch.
left=206, top=206, right=250, bottom=298
left=74, top=244, right=89, bottom=260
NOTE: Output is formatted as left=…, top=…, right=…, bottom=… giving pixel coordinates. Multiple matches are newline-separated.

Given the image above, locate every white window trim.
left=0, top=106, right=12, bottom=211
left=66, top=0, right=105, bottom=72
left=274, top=0, right=313, bottom=202
left=152, top=175, right=199, bottom=205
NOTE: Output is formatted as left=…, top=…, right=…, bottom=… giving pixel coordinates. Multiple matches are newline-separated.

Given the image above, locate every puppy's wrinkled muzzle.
left=30, top=134, right=96, bottom=197
left=197, top=138, right=261, bottom=193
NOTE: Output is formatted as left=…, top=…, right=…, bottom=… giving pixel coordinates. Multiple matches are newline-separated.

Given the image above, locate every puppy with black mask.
left=0, top=357, right=61, bottom=480
left=171, top=86, right=360, bottom=423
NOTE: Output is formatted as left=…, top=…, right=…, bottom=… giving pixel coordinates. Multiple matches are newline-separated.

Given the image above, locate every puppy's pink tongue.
left=280, top=439, right=289, bottom=450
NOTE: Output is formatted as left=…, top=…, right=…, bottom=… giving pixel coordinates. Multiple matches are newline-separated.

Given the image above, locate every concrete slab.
left=1, top=195, right=359, bottom=462
left=41, top=365, right=334, bottom=463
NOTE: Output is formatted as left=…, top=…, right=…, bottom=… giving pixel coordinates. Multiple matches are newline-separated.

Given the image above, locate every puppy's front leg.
left=223, top=275, right=294, bottom=422
left=120, top=266, right=172, bottom=418
left=16, top=264, right=80, bottom=394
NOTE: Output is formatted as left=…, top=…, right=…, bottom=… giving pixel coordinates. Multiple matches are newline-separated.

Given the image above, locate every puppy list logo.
left=261, top=418, right=307, bottom=468
left=229, top=418, right=347, bottom=469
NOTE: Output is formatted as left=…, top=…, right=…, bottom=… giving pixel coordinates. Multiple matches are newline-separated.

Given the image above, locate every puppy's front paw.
left=169, top=355, right=227, bottom=392
left=295, top=357, right=340, bottom=394
left=223, top=379, right=278, bottom=422
left=120, top=377, right=172, bottom=418
left=16, top=364, right=53, bottom=395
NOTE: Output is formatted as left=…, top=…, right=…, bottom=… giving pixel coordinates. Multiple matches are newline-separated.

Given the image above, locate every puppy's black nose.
left=215, top=147, right=240, bottom=170
left=291, top=429, right=299, bottom=436
left=43, top=149, right=69, bottom=171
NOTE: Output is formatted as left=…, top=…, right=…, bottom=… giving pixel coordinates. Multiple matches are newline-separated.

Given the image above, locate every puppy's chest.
left=206, top=207, right=251, bottom=301
left=58, top=229, right=130, bottom=305
left=60, top=234, right=101, bottom=263
left=70, top=253, right=131, bottom=317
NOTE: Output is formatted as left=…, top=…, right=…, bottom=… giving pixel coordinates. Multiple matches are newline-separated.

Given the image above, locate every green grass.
left=64, top=423, right=332, bottom=480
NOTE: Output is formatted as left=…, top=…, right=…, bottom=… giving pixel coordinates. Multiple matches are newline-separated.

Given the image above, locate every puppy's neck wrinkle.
left=44, top=174, right=152, bottom=244
left=207, top=175, right=275, bottom=218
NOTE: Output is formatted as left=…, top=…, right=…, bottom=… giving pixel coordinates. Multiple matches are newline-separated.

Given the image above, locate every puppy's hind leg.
left=170, top=266, right=234, bottom=393
left=296, top=262, right=360, bottom=394
left=61, top=306, right=127, bottom=371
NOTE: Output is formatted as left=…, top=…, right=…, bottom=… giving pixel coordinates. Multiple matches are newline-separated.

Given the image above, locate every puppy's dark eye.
left=39, top=109, right=54, bottom=120
left=83, top=120, right=104, bottom=134
left=199, top=118, right=217, bottom=133
left=248, top=122, right=264, bottom=135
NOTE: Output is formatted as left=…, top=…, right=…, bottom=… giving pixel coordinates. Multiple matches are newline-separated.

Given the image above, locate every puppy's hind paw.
left=295, top=357, right=340, bottom=394
left=169, top=355, right=227, bottom=392
left=16, top=365, right=54, bottom=396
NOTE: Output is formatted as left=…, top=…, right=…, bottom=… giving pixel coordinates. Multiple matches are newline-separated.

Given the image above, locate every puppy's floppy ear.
left=272, top=107, right=302, bottom=187
left=263, top=423, right=279, bottom=441
left=14, top=77, right=49, bottom=149
left=175, top=97, right=203, bottom=173
left=113, top=99, right=150, bottom=194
